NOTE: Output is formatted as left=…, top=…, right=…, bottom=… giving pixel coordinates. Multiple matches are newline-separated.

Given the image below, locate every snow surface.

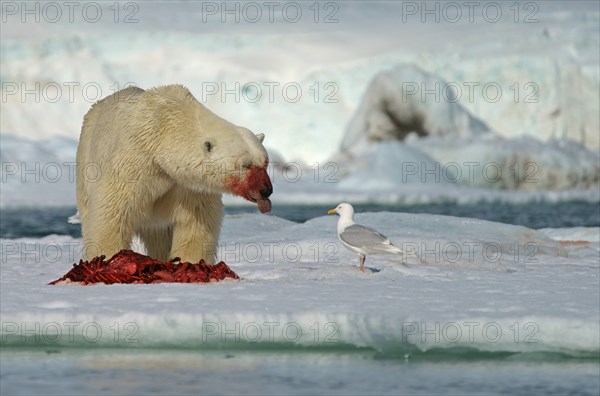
left=1, top=213, right=598, bottom=357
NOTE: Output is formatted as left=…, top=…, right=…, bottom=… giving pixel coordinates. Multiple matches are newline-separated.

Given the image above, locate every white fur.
left=76, top=84, right=269, bottom=263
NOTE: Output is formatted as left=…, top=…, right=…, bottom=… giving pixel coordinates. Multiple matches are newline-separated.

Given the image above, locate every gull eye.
left=204, top=141, right=213, bottom=152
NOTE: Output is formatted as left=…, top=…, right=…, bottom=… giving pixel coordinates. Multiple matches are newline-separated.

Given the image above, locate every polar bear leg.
left=169, top=190, right=223, bottom=263
left=80, top=207, right=135, bottom=260
left=138, top=227, right=173, bottom=262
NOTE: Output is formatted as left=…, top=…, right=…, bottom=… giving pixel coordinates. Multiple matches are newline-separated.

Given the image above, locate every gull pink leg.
left=359, top=254, right=365, bottom=272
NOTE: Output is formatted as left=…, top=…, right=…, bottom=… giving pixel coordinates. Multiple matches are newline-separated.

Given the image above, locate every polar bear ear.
left=255, top=133, right=265, bottom=143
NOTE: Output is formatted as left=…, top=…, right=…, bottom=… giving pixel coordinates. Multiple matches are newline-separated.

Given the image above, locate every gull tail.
left=385, top=244, right=403, bottom=255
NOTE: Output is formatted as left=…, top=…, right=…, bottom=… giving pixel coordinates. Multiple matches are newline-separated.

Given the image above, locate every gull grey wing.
left=339, top=224, right=391, bottom=248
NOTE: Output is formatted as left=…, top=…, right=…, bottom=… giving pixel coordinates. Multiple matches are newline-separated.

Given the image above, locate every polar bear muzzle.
left=225, top=165, right=273, bottom=213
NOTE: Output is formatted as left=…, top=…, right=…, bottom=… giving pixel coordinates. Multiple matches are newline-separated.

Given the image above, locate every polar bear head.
left=150, top=85, right=273, bottom=213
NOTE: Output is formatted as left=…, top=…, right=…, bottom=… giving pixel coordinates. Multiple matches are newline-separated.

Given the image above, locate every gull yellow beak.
left=327, top=209, right=336, bottom=215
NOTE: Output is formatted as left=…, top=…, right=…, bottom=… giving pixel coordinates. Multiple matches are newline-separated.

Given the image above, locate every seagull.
left=328, top=203, right=403, bottom=272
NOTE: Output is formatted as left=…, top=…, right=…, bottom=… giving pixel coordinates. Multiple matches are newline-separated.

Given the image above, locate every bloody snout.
left=225, top=165, right=273, bottom=213
left=247, top=166, right=271, bottom=194
left=251, top=166, right=273, bottom=213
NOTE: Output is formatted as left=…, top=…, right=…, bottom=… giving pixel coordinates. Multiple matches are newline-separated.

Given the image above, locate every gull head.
left=327, top=202, right=355, bottom=220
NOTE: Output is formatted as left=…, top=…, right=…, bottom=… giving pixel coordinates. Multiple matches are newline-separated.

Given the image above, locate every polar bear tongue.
left=257, top=197, right=272, bottom=213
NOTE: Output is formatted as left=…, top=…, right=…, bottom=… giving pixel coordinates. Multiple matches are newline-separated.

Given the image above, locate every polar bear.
left=76, top=84, right=272, bottom=263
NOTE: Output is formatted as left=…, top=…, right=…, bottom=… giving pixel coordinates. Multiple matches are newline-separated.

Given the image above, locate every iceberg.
left=340, top=64, right=492, bottom=154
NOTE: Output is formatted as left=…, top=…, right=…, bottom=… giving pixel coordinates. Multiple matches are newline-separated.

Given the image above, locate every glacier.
left=2, top=2, right=599, bottom=207
left=1, top=2, right=599, bottom=165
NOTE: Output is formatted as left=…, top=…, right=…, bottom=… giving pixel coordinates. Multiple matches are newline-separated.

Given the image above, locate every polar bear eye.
left=241, top=160, right=252, bottom=169
left=204, top=141, right=213, bottom=152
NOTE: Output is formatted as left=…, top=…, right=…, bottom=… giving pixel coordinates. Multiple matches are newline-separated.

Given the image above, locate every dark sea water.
left=1, top=201, right=599, bottom=239
left=1, top=348, right=599, bottom=396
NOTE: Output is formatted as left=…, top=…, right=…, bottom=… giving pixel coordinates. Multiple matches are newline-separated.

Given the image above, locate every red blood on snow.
left=49, top=250, right=239, bottom=285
